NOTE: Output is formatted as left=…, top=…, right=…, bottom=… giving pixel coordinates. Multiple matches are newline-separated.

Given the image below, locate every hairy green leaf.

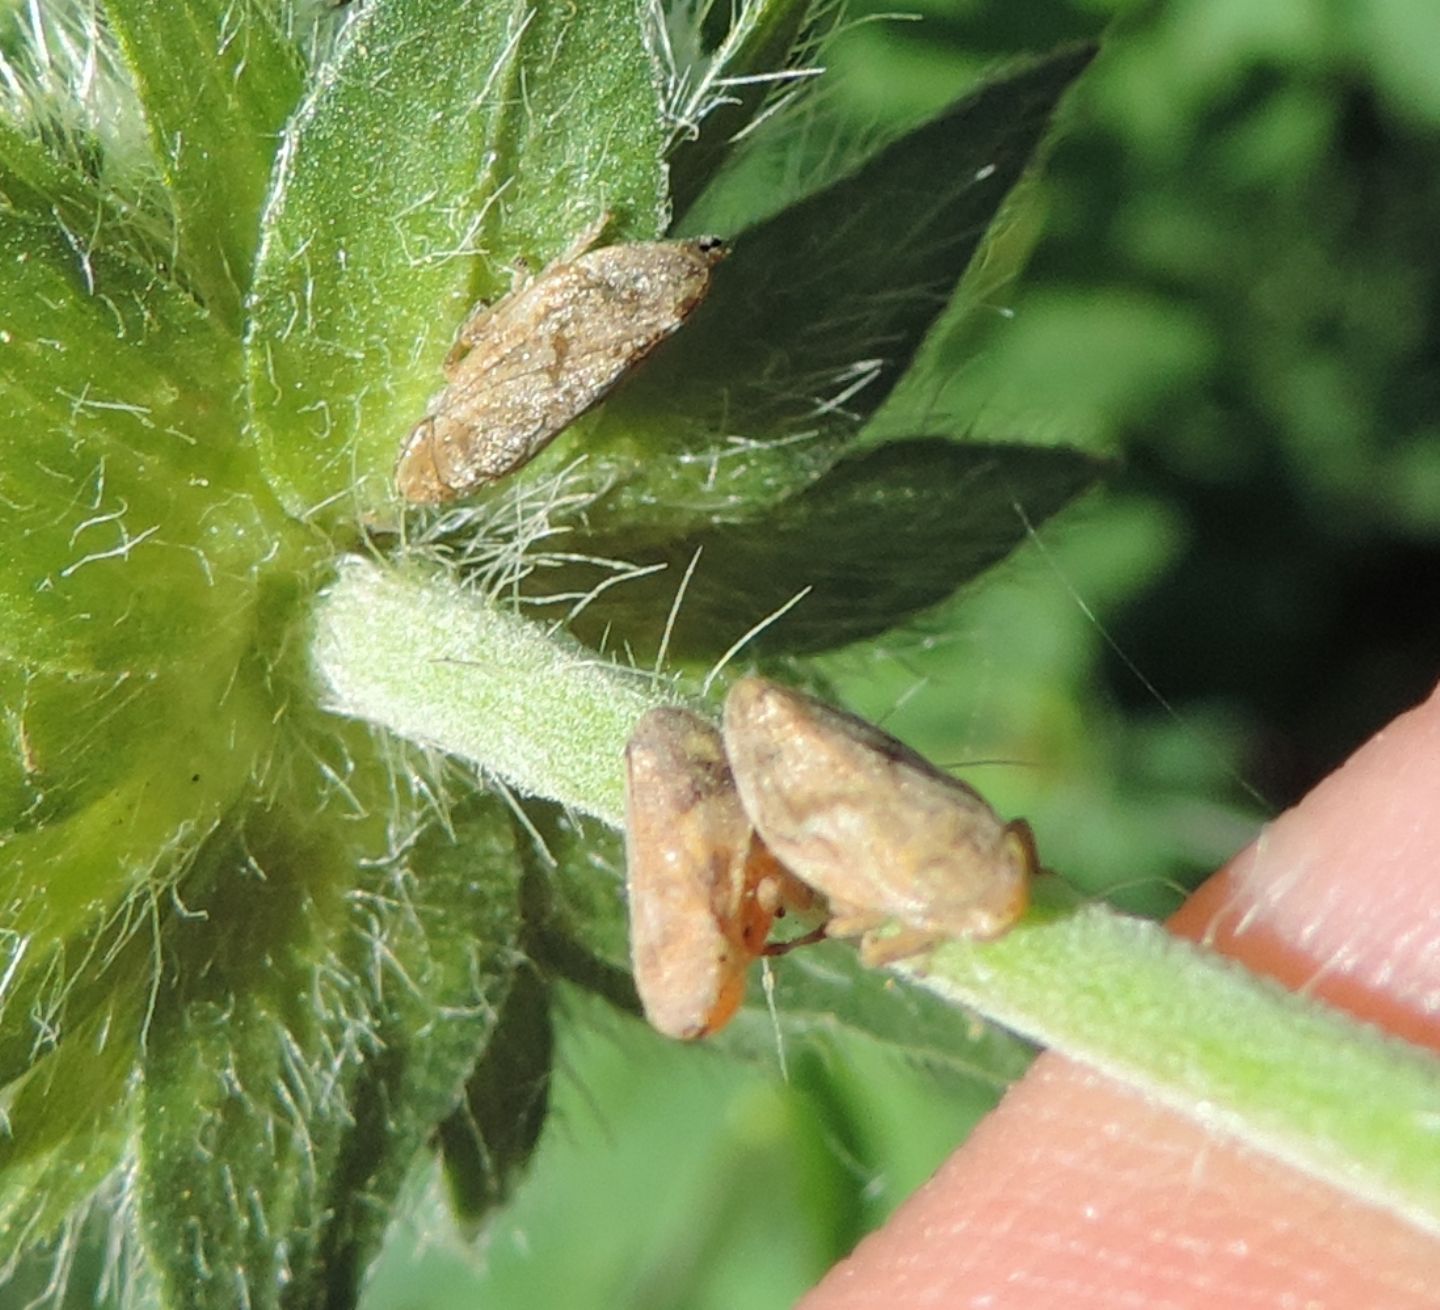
left=139, top=791, right=524, bottom=1310
left=0, top=208, right=306, bottom=982
left=0, top=214, right=275, bottom=670
left=666, top=0, right=830, bottom=216
left=488, top=0, right=668, bottom=257
left=0, top=117, right=162, bottom=259
left=106, top=0, right=304, bottom=327
left=246, top=0, right=668, bottom=524
left=0, top=998, right=139, bottom=1273
left=525, top=438, right=1105, bottom=658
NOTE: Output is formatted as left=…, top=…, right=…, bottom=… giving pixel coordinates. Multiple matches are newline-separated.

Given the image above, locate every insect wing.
left=397, top=237, right=726, bottom=503
left=722, top=677, right=1032, bottom=941
left=624, top=706, right=754, bottom=1040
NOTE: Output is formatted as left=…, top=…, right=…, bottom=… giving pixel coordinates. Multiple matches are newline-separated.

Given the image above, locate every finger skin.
left=801, top=683, right=1440, bottom=1309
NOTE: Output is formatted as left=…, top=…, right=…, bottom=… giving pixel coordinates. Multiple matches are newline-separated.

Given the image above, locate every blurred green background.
left=369, top=1, right=1440, bottom=1306
left=351, top=3, right=1440, bottom=1307
left=18, top=1, right=1426, bottom=1306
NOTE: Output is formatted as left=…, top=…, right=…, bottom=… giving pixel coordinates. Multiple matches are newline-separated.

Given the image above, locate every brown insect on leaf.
left=395, top=227, right=727, bottom=504
left=722, top=676, right=1036, bottom=964
left=623, top=705, right=815, bottom=1040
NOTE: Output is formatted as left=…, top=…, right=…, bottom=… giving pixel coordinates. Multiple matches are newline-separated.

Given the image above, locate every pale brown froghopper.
left=396, top=232, right=727, bottom=504
left=623, top=705, right=814, bottom=1040
left=722, top=676, right=1035, bottom=964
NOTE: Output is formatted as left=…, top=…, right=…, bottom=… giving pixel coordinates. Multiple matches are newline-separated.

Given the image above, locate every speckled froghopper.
left=396, top=230, right=727, bottom=504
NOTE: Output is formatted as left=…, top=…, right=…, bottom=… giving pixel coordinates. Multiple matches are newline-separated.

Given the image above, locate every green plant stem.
left=312, top=555, right=662, bottom=824
left=901, top=900, right=1440, bottom=1238
left=311, top=558, right=1440, bottom=1239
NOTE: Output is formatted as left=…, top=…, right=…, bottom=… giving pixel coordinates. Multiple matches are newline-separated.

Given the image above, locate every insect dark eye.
left=696, top=235, right=726, bottom=254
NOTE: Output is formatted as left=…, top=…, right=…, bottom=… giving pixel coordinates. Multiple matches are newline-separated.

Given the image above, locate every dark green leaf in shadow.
left=563, top=43, right=1098, bottom=535
left=526, top=438, right=1106, bottom=658
left=106, top=0, right=304, bottom=329
left=246, top=0, right=668, bottom=524
left=513, top=805, right=638, bottom=1015
left=437, top=958, right=553, bottom=1226
left=138, top=789, right=523, bottom=1310
left=719, top=938, right=1037, bottom=1093
left=411, top=989, right=851, bottom=1308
